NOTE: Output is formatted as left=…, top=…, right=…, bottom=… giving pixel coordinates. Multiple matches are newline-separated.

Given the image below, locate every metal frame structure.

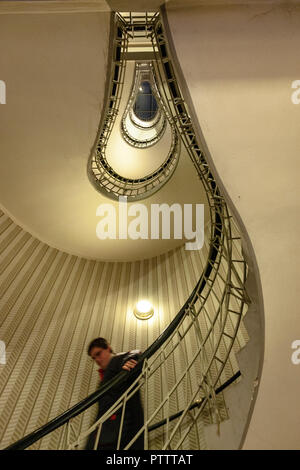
left=88, top=14, right=180, bottom=202
left=120, top=62, right=168, bottom=148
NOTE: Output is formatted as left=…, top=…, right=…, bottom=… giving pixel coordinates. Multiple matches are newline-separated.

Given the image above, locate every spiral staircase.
left=0, top=11, right=261, bottom=451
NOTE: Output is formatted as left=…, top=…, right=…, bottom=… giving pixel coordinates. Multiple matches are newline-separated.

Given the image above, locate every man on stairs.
left=86, top=337, right=144, bottom=450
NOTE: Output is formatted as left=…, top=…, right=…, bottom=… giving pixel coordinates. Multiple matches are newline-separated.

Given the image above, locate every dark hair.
left=87, top=337, right=114, bottom=356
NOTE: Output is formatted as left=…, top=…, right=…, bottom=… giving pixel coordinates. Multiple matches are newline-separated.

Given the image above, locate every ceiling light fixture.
left=134, top=300, right=154, bottom=320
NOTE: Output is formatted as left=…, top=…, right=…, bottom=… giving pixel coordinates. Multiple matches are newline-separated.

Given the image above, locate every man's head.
left=87, top=337, right=114, bottom=370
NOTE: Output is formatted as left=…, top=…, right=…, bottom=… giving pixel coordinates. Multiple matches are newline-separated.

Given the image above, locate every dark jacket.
left=86, top=350, right=144, bottom=450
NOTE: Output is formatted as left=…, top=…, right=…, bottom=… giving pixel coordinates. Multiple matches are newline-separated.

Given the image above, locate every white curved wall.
left=165, top=0, right=300, bottom=449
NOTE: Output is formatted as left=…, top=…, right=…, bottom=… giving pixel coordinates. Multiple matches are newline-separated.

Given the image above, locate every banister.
left=4, top=207, right=221, bottom=451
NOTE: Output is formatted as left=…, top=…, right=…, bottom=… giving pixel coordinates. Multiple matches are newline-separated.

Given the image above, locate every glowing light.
left=134, top=300, right=154, bottom=320
left=137, top=300, right=151, bottom=313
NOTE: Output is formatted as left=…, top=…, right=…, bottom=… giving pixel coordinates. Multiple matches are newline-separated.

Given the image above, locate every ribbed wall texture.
left=0, top=209, right=213, bottom=449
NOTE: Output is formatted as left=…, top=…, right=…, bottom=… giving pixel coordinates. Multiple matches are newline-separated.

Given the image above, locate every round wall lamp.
left=134, top=300, right=154, bottom=320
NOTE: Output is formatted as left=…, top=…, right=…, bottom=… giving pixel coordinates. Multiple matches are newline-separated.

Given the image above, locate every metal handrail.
left=148, top=371, right=241, bottom=432
left=120, top=62, right=168, bottom=148
left=4, top=214, right=222, bottom=450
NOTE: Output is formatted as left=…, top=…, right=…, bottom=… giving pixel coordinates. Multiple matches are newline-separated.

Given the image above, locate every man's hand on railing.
left=122, top=359, right=138, bottom=371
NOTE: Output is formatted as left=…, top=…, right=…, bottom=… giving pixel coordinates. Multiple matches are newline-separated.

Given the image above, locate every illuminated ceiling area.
left=0, top=11, right=209, bottom=261
left=103, top=61, right=174, bottom=181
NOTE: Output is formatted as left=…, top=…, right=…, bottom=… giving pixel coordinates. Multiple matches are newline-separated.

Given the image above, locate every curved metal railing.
left=129, top=106, right=162, bottom=130
left=88, top=15, right=180, bottom=201
left=120, top=62, right=167, bottom=148
left=4, top=12, right=250, bottom=451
